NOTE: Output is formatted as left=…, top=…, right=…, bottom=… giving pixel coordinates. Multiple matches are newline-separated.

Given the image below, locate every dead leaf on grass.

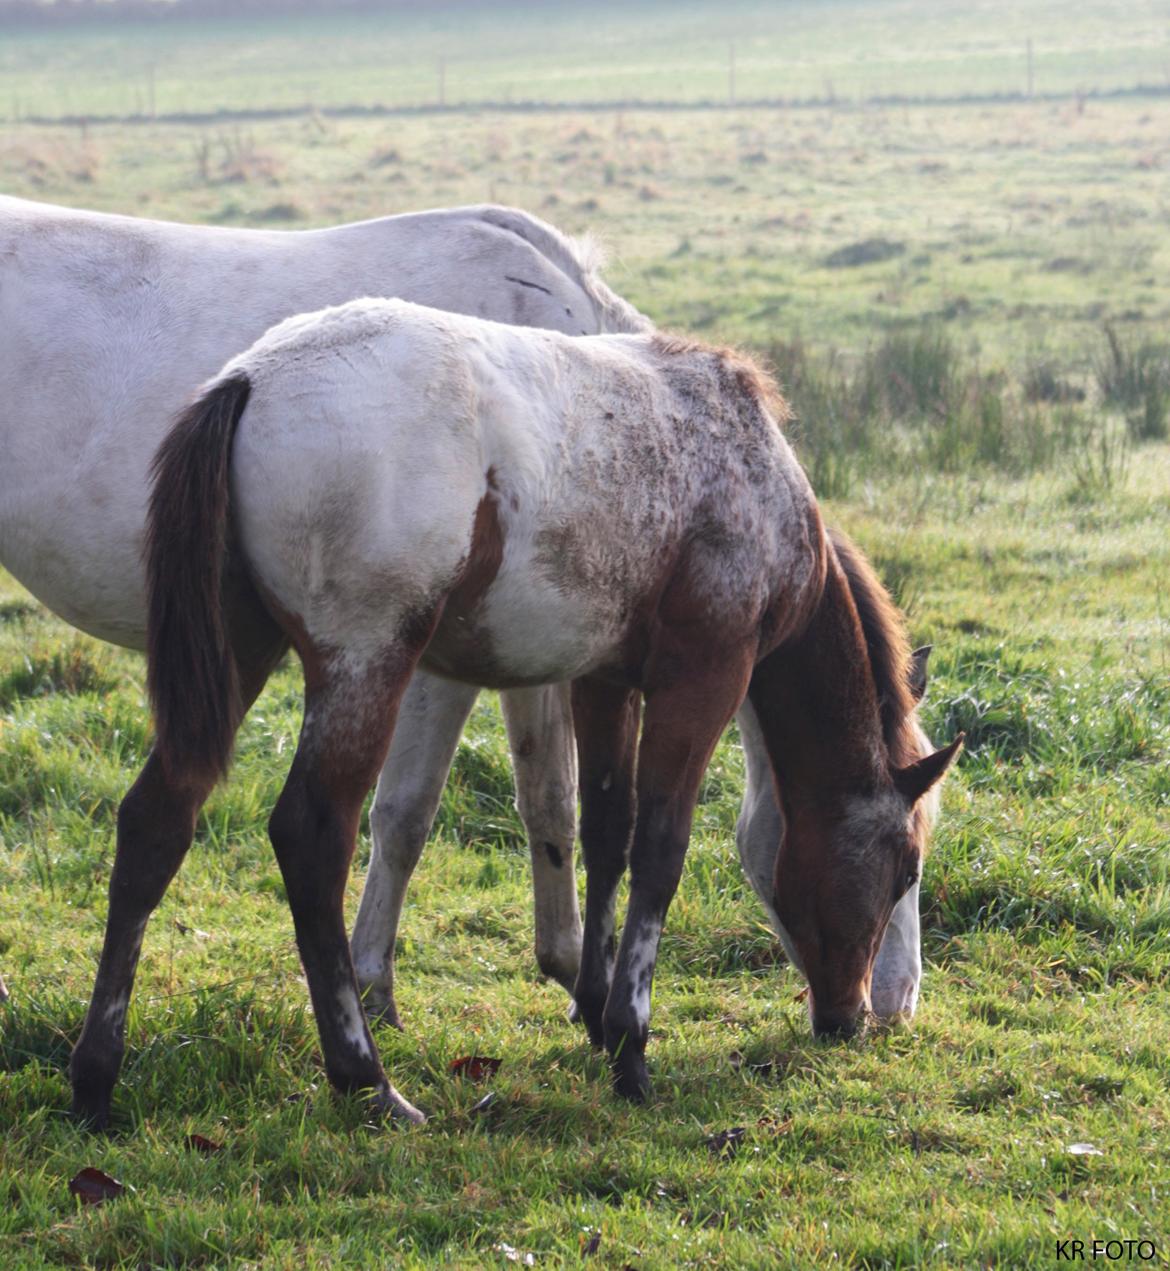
left=68, top=1167, right=125, bottom=1205
left=185, top=1133, right=224, bottom=1155
left=450, top=1055, right=503, bottom=1081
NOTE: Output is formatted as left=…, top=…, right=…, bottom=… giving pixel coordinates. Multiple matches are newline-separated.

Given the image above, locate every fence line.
left=5, top=80, right=1170, bottom=129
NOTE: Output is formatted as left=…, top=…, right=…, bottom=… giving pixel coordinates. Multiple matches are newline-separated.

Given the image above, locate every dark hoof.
left=363, top=1000, right=405, bottom=1031
left=611, top=1049, right=651, bottom=1103
left=70, top=1087, right=113, bottom=1132
left=69, top=1051, right=117, bottom=1132
left=575, top=1002, right=606, bottom=1050
left=369, top=1083, right=426, bottom=1125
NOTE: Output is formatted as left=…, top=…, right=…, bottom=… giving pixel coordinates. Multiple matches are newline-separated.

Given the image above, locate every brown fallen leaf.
left=68, top=1167, right=125, bottom=1206
left=450, top=1055, right=503, bottom=1082
left=793, top=986, right=809, bottom=1003
left=185, top=1133, right=224, bottom=1155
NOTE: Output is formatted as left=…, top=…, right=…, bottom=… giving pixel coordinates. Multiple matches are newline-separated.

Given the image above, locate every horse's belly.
left=0, top=492, right=148, bottom=650
left=422, top=570, right=616, bottom=688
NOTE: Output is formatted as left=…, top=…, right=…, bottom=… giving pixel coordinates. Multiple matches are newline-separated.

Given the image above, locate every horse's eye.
left=905, top=869, right=919, bottom=890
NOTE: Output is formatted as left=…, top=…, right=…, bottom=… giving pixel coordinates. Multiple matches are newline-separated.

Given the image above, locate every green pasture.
left=1, top=0, right=1169, bottom=119
left=1, top=6, right=1169, bottom=1267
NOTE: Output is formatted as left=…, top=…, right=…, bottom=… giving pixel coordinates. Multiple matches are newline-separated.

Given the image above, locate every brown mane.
left=827, top=527, right=918, bottom=770
left=651, top=332, right=793, bottom=425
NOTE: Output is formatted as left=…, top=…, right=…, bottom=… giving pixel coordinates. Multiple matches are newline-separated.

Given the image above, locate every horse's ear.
left=908, top=644, right=932, bottom=703
left=893, top=733, right=963, bottom=804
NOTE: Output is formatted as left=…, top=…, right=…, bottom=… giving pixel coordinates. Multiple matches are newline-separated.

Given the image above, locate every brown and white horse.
left=70, top=299, right=960, bottom=1126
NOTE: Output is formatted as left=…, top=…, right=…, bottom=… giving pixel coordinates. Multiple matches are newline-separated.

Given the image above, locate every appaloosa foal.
left=70, top=299, right=960, bottom=1126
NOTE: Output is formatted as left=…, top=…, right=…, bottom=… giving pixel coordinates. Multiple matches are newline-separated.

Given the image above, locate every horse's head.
left=772, top=733, right=961, bottom=1038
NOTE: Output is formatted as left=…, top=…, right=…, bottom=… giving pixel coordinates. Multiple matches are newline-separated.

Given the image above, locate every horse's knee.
left=515, top=774, right=576, bottom=847
left=368, top=791, right=432, bottom=869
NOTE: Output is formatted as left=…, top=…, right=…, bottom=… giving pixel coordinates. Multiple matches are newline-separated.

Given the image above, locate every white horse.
left=0, top=196, right=926, bottom=1020
left=72, top=298, right=960, bottom=1124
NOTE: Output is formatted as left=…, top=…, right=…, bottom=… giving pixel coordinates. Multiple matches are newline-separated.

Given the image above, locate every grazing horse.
left=0, top=195, right=932, bottom=1021
left=70, top=300, right=960, bottom=1126
left=358, top=567, right=939, bottom=1031
left=0, top=194, right=647, bottom=1005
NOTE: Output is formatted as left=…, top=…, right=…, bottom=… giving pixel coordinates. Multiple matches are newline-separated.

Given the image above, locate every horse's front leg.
left=351, top=672, right=480, bottom=1027
left=500, top=684, right=582, bottom=998
left=570, top=678, right=640, bottom=1048
left=604, top=654, right=754, bottom=1101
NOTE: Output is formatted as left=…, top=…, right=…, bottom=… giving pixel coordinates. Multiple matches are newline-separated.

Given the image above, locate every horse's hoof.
left=573, top=997, right=606, bottom=1048
left=358, top=985, right=404, bottom=1030
left=611, top=1052, right=651, bottom=1103
left=363, top=1002, right=404, bottom=1031
left=370, top=1083, right=426, bottom=1125
left=70, top=1089, right=113, bottom=1132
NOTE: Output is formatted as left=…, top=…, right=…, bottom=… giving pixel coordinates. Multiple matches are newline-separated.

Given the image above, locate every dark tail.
left=145, top=372, right=252, bottom=787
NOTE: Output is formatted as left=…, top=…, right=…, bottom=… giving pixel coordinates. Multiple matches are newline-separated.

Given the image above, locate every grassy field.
left=2, top=1, right=1168, bottom=121
left=2, top=4, right=1170, bottom=1267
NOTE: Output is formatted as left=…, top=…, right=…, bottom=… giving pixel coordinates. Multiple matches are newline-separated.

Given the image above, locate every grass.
left=2, top=4, right=1170, bottom=1265
left=1, top=446, right=1167, bottom=1267
left=3, top=1, right=1169, bottom=121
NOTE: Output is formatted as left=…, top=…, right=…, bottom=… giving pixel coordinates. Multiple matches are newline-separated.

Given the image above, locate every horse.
left=357, top=565, right=940, bottom=1032
left=0, top=196, right=932, bottom=1023
left=0, top=194, right=647, bottom=1008
left=69, top=298, right=961, bottom=1126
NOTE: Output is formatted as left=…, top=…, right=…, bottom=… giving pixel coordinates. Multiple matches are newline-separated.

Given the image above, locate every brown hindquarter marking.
left=417, top=467, right=506, bottom=682
left=446, top=468, right=505, bottom=618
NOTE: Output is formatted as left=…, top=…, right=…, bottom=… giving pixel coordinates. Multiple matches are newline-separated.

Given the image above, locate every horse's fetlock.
left=535, top=935, right=581, bottom=991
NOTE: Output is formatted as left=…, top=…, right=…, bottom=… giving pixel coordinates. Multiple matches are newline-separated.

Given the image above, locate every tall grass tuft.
left=1097, top=326, right=1170, bottom=441
left=764, top=327, right=1146, bottom=497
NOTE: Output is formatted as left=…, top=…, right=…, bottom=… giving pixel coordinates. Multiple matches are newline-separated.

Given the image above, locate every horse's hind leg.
left=269, top=655, right=426, bottom=1122
left=70, top=609, right=287, bottom=1129
left=570, top=678, right=640, bottom=1049
left=69, top=751, right=216, bottom=1126
left=352, top=673, right=479, bottom=1026
left=500, top=684, right=582, bottom=998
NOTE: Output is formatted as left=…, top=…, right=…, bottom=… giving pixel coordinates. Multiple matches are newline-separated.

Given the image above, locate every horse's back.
left=0, top=198, right=636, bottom=647
left=224, top=300, right=819, bottom=689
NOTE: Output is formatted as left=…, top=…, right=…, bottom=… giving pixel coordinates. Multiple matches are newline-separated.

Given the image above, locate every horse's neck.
left=747, top=557, right=887, bottom=802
